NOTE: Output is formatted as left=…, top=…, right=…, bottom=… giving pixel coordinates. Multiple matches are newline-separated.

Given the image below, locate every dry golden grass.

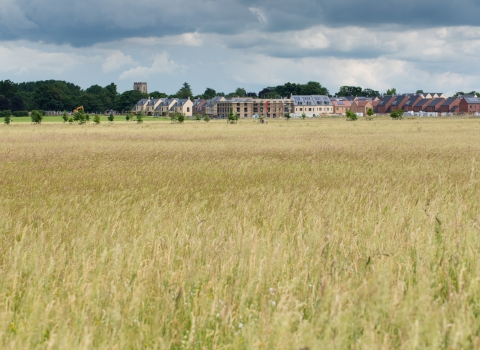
left=1, top=118, right=480, bottom=349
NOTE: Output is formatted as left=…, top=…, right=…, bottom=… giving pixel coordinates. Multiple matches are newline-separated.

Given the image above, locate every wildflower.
left=238, top=323, right=244, bottom=329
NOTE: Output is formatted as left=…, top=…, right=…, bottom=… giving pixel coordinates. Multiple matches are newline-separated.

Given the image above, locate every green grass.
left=9, top=115, right=174, bottom=123
left=1, top=118, right=480, bottom=349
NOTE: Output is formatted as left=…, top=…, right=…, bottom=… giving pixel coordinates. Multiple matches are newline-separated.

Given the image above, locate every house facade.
left=350, top=100, right=373, bottom=115
left=439, top=97, right=461, bottom=113
left=403, top=95, right=423, bottom=112
left=376, top=95, right=395, bottom=114
left=291, top=95, right=333, bottom=116
left=172, top=99, right=194, bottom=117
left=332, top=100, right=352, bottom=115
left=425, top=98, right=446, bottom=113
left=459, top=97, right=480, bottom=113
left=413, top=99, right=433, bottom=112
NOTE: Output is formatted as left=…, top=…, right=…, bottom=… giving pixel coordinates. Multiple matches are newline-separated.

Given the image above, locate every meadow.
left=1, top=117, right=480, bottom=349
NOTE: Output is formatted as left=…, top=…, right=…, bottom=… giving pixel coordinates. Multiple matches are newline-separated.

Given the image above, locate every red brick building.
left=376, top=95, right=395, bottom=114
left=459, top=97, right=480, bottom=114
left=413, top=99, right=433, bottom=112
left=424, top=98, right=446, bottom=113
left=403, top=95, right=423, bottom=112
left=438, top=97, right=461, bottom=113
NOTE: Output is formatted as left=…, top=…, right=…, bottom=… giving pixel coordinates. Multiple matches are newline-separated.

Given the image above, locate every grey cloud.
left=3, top=0, right=480, bottom=47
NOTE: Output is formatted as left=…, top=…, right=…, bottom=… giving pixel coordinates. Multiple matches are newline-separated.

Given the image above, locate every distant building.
left=291, top=95, right=333, bottom=116
left=332, top=100, right=352, bottom=115
left=350, top=100, right=373, bottom=115
left=459, top=97, right=480, bottom=114
left=376, top=95, right=395, bottom=114
left=134, top=82, right=148, bottom=94
left=439, top=98, right=461, bottom=114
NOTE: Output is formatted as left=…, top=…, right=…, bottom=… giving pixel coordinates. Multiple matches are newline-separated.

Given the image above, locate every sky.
left=1, top=0, right=480, bottom=96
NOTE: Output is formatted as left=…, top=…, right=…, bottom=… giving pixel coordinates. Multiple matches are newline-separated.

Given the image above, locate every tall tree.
left=234, top=87, right=247, bottom=97
left=0, top=80, right=18, bottom=99
left=114, top=90, right=147, bottom=112
left=149, top=91, right=168, bottom=98
left=386, top=88, right=397, bottom=95
left=105, top=83, right=117, bottom=108
left=362, top=88, right=381, bottom=97
left=34, top=85, right=64, bottom=110
left=202, top=88, right=216, bottom=99
left=10, top=96, right=25, bottom=111
left=0, top=97, right=10, bottom=111
left=176, top=82, right=193, bottom=99
left=337, top=86, right=363, bottom=97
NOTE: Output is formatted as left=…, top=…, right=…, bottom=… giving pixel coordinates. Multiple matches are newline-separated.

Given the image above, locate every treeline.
left=0, top=80, right=152, bottom=113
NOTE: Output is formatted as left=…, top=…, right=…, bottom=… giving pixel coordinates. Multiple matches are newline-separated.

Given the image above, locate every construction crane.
left=73, top=106, right=84, bottom=113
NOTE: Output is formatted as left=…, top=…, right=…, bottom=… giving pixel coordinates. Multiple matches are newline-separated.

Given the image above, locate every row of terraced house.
left=132, top=95, right=334, bottom=118
left=331, top=92, right=480, bottom=115
left=132, top=93, right=480, bottom=118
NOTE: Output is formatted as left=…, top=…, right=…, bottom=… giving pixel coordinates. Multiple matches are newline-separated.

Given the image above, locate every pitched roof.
left=442, top=97, right=460, bottom=106
left=415, top=99, right=432, bottom=106
left=377, top=95, right=394, bottom=106
left=404, top=95, right=421, bottom=106
left=353, top=100, right=371, bottom=107
left=464, top=97, right=480, bottom=104
left=332, top=100, right=352, bottom=107
left=428, top=98, right=445, bottom=107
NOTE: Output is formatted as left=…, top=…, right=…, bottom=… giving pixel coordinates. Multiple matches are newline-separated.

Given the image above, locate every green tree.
left=390, top=109, right=404, bottom=120
left=62, top=111, right=68, bottom=123
left=176, top=82, right=193, bottom=99
left=177, top=114, right=185, bottom=123
left=204, top=115, right=210, bottom=122
left=202, top=88, right=216, bottom=100
left=136, top=111, right=143, bottom=124
left=416, top=90, right=424, bottom=94
left=367, top=108, right=374, bottom=117
left=228, top=109, right=239, bottom=124
left=104, top=83, right=117, bottom=108
left=234, top=87, right=247, bottom=97
left=93, top=115, right=101, bottom=124
left=10, top=96, right=25, bottom=111
left=346, top=110, right=358, bottom=121
left=0, top=80, right=18, bottom=99
left=108, top=113, right=115, bottom=123
left=115, top=90, right=148, bottom=112
left=386, top=88, right=397, bottom=95
left=194, top=114, right=201, bottom=121
left=285, top=112, right=291, bottom=121
left=0, top=97, right=10, bottom=111
left=337, top=86, right=363, bottom=97
left=4, top=114, right=11, bottom=124
left=126, top=113, right=131, bottom=122
left=34, top=85, right=64, bottom=110
left=30, top=110, right=43, bottom=124
left=301, top=113, right=307, bottom=120
left=149, top=91, right=168, bottom=98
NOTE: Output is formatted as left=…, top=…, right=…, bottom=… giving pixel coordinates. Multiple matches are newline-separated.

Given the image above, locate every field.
left=1, top=118, right=480, bottom=349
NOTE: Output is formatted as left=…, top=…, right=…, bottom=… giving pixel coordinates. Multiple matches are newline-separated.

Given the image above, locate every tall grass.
left=1, top=118, right=480, bottom=349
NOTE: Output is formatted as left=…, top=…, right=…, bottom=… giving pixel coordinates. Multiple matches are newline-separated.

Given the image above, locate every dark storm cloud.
left=2, top=0, right=480, bottom=47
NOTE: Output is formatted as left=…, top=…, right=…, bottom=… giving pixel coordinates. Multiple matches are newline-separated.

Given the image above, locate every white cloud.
left=102, top=50, right=136, bottom=72
left=0, top=44, right=88, bottom=74
left=119, top=52, right=185, bottom=80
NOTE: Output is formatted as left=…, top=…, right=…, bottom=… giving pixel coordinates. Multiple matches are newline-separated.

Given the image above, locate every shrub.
left=195, top=114, right=201, bottom=121
left=12, top=111, right=29, bottom=117
left=108, top=113, right=114, bottom=123
left=93, top=115, right=101, bottom=124
left=31, top=110, right=43, bottom=124
left=62, top=111, right=68, bottom=123
left=367, top=108, right=374, bottom=117
left=346, top=110, right=358, bottom=121
left=126, top=114, right=131, bottom=122
left=285, top=113, right=291, bottom=121
left=228, top=110, right=239, bottom=124
left=0, top=110, right=11, bottom=118
left=177, top=114, right=185, bottom=123
left=301, top=113, right=307, bottom=120
left=390, top=109, right=404, bottom=120
left=68, top=117, right=74, bottom=124
left=136, top=112, right=143, bottom=124
left=4, top=115, right=11, bottom=124
left=204, top=115, right=210, bottom=122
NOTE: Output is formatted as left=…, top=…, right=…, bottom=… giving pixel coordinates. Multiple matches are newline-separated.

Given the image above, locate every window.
left=237, top=108, right=240, bottom=112
left=244, top=108, right=248, bottom=112
left=309, top=108, right=312, bottom=111
left=187, top=107, right=190, bottom=112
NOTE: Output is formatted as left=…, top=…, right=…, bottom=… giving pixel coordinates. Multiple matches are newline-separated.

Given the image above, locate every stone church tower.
left=134, top=82, right=148, bottom=94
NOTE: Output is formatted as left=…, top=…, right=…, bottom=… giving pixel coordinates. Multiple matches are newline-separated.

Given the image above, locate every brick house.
left=193, top=99, right=207, bottom=115
left=424, top=98, right=446, bottom=113
left=332, top=100, right=352, bottom=115
left=388, top=94, right=410, bottom=112
left=413, top=99, right=433, bottom=112
left=376, top=95, right=395, bottom=114
left=403, top=95, right=423, bottom=112
left=459, top=97, right=480, bottom=114
left=350, top=100, right=373, bottom=115
left=439, top=97, right=461, bottom=113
